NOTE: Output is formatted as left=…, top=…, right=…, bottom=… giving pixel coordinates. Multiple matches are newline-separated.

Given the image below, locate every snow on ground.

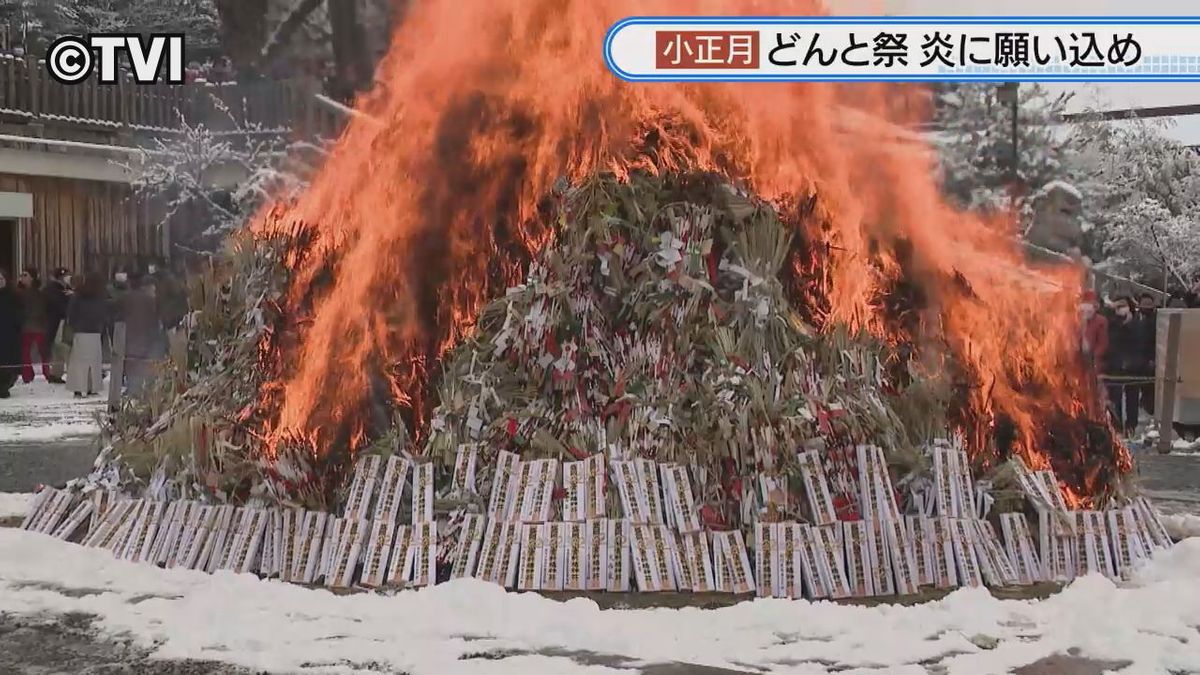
left=0, top=493, right=32, bottom=519
left=1, top=530, right=1199, bottom=675
left=1173, top=437, right=1200, bottom=455
left=0, top=380, right=104, bottom=444
left=1132, top=418, right=1199, bottom=455
left=1161, top=512, right=1200, bottom=541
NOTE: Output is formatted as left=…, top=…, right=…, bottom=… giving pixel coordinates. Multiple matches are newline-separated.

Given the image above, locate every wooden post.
left=108, top=322, right=127, bottom=411
left=28, top=57, right=41, bottom=116
left=131, top=85, right=142, bottom=128
left=1157, top=312, right=1183, bottom=455
left=1, top=56, right=14, bottom=109
left=64, top=77, right=76, bottom=118
left=117, top=77, right=129, bottom=126
left=91, top=77, right=101, bottom=122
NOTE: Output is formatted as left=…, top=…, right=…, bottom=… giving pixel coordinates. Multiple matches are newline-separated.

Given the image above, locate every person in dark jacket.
left=155, top=268, right=189, bottom=331
left=66, top=274, right=108, bottom=397
left=1080, top=290, right=1108, bottom=372
left=0, top=269, right=22, bottom=398
left=1137, top=293, right=1159, bottom=416
left=103, top=269, right=131, bottom=362
left=15, top=267, right=52, bottom=383
left=121, top=273, right=165, bottom=398
left=43, top=266, right=72, bottom=384
left=1105, top=296, right=1151, bottom=437
left=1138, top=292, right=1159, bottom=315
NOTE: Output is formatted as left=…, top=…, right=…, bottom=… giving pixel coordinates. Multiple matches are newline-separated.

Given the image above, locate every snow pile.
left=0, top=493, right=32, bottom=520
left=1, top=528, right=1198, bottom=674
left=1173, top=437, right=1200, bottom=454
left=0, top=381, right=103, bottom=443
left=1160, top=512, right=1200, bottom=540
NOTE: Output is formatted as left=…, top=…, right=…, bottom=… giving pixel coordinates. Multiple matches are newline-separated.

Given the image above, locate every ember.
left=242, top=0, right=1127, bottom=503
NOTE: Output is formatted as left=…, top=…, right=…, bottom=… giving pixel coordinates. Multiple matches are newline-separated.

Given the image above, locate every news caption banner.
left=604, top=17, right=1200, bottom=82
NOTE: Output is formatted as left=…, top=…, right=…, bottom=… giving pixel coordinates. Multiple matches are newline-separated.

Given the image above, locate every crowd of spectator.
left=0, top=264, right=188, bottom=400
left=1082, top=277, right=1200, bottom=443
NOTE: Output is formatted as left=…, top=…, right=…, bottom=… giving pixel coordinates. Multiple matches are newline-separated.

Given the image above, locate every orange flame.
left=251, top=0, right=1128, bottom=496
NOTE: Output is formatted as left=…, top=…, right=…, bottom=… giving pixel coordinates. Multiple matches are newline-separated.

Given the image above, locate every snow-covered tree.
left=931, top=83, right=1095, bottom=219
left=927, top=83, right=1199, bottom=290
left=0, top=0, right=220, bottom=52
left=121, top=96, right=325, bottom=254
left=66, top=0, right=219, bottom=48
left=0, top=0, right=50, bottom=47
left=3, top=0, right=396, bottom=94
left=1086, top=120, right=1200, bottom=289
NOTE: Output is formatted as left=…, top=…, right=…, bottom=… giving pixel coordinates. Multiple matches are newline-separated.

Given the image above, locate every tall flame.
left=252, top=0, right=1128, bottom=497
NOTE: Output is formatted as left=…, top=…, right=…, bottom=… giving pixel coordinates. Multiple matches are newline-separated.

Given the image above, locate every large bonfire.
left=27, top=0, right=1167, bottom=599
left=250, top=0, right=1125, bottom=498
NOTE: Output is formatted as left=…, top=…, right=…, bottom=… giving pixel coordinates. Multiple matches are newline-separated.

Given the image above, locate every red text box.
left=655, top=31, right=760, bottom=69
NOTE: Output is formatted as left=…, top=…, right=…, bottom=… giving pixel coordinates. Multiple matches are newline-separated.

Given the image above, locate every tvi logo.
left=46, top=34, right=185, bottom=85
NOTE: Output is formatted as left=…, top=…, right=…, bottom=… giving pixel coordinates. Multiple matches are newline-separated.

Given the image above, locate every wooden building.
left=0, top=167, right=161, bottom=278
left=0, top=53, right=341, bottom=278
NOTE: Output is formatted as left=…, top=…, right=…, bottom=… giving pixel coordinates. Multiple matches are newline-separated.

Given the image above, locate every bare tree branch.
left=261, top=0, right=325, bottom=65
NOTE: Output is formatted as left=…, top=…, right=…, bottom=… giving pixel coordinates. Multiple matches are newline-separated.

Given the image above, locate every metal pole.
left=1157, top=312, right=1183, bottom=455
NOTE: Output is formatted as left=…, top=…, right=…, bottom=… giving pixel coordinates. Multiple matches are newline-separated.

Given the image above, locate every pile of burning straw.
left=18, top=169, right=1165, bottom=601
left=19, top=0, right=1157, bottom=603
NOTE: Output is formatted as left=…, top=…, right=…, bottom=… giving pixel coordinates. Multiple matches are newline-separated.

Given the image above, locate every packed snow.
left=1161, top=512, right=1200, bottom=541
left=1140, top=426, right=1200, bottom=455
left=1, top=529, right=1199, bottom=674
left=1173, top=437, right=1200, bottom=454
left=0, top=380, right=103, bottom=444
left=0, top=493, right=32, bottom=519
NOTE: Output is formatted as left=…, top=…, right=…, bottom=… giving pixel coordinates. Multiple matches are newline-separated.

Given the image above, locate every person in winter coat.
left=104, top=270, right=131, bottom=361
left=155, top=269, right=189, bottom=331
left=1105, top=296, right=1152, bottom=437
left=15, top=267, right=52, bottom=383
left=1181, top=276, right=1200, bottom=308
left=44, top=266, right=72, bottom=384
left=66, top=274, right=109, bottom=397
left=0, top=269, right=22, bottom=398
left=120, top=273, right=165, bottom=398
left=1137, top=293, right=1159, bottom=416
left=1080, top=290, right=1109, bottom=372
